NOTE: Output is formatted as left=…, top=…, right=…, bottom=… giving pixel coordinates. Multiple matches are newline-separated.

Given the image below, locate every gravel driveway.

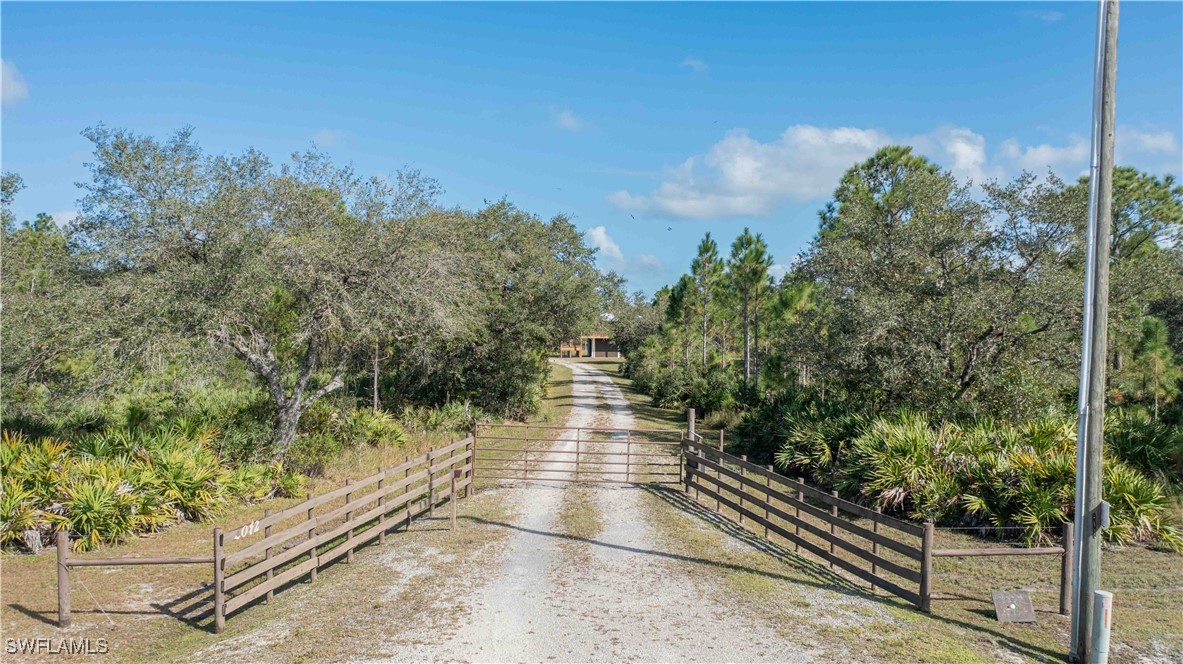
left=393, top=360, right=814, bottom=663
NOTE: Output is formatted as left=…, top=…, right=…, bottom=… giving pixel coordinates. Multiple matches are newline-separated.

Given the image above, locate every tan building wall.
left=558, top=332, right=621, bottom=358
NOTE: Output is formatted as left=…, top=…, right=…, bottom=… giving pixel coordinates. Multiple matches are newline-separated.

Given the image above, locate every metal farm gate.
left=472, top=423, right=682, bottom=484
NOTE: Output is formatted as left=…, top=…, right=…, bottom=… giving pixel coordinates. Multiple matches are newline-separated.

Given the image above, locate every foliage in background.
left=612, top=147, right=1182, bottom=551
left=2, top=129, right=615, bottom=552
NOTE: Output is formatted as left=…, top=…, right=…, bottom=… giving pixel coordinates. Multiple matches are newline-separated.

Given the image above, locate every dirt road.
left=388, top=360, right=812, bottom=663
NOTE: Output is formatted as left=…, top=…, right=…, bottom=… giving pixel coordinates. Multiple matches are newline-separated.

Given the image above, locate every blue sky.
left=3, top=2, right=1181, bottom=295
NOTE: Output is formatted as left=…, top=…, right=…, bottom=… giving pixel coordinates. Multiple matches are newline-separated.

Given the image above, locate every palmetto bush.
left=342, top=408, right=409, bottom=447
left=740, top=388, right=865, bottom=473
left=61, top=477, right=145, bottom=551
left=0, top=478, right=40, bottom=547
left=1105, top=408, right=1183, bottom=487
left=0, top=427, right=296, bottom=551
left=772, top=410, right=871, bottom=485
left=838, top=413, right=1181, bottom=550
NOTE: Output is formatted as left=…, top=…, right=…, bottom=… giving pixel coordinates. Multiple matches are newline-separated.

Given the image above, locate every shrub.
left=275, top=469, right=305, bottom=498
left=399, top=401, right=484, bottom=434
left=341, top=409, right=408, bottom=447
left=736, top=388, right=864, bottom=468
left=702, top=409, right=743, bottom=432
left=62, top=477, right=144, bottom=551
left=287, top=431, right=344, bottom=477
left=1105, top=408, right=1183, bottom=487
left=0, top=478, right=39, bottom=547
left=1, top=427, right=286, bottom=551
left=838, top=413, right=1181, bottom=549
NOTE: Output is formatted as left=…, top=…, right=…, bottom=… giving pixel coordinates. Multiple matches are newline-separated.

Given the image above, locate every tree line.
left=614, top=146, right=1183, bottom=546
left=620, top=146, right=1183, bottom=424
left=2, top=126, right=614, bottom=463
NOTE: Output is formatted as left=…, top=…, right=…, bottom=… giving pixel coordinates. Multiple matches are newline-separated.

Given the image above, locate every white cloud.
left=1119, top=127, right=1179, bottom=155
left=586, top=225, right=664, bottom=274
left=607, top=125, right=894, bottom=219
left=768, top=264, right=790, bottom=281
left=2, top=59, right=29, bottom=107
left=608, top=121, right=1183, bottom=221
left=633, top=253, right=664, bottom=271
left=681, top=57, right=708, bottom=74
left=312, top=129, right=340, bottom=146
left=1000, top=136, right=1090, bottom=172
left=51, top=210, right=78, bottom=227
left=921, top=125, right=999, bottom=183
left=554, top=109, right=584, bottom=132
left=587, top=225, right=624, bottom=263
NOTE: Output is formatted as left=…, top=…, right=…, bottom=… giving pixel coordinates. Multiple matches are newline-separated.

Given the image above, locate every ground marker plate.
left=992, top=590, right=1036, bottom=623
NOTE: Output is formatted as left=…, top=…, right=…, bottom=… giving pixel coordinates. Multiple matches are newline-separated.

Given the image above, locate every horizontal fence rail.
left=473, top=423, right=682, bottom=485
left=53, top=532, right=213, bottom=628
left=931, top=521, right=1074, bottom=615
left=682, top=438, right=931, bottom=610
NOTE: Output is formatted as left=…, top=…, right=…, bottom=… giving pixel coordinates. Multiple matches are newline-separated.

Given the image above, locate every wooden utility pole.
left=1071, top=1, right=1119, bottom=661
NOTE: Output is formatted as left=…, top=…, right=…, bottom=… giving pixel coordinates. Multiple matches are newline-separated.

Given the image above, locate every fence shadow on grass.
left=151, top=583, right=215, bottom=629
left=7, top=603, right=57, bottom=627
left=8, top=581, right=217, bottom=631
left=642, top=483, right=1065, bottom=662
left=641, top=484, right=860, bottom=591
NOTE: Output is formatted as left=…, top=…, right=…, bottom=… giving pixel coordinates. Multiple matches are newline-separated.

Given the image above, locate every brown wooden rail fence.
left=682, top=436, right=933, bottom=610
left=931, top=522, right=1074, bottom=615
left=682, top=417, right=1075, bottom=615
left=55, top=437, right=473, bottom=632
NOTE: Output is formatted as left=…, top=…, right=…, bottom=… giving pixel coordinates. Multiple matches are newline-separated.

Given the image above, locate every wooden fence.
left=931, top=522, right=1074, bottom=615
left=213, top=437, right=472, bottom=632
left=683, top=436, right=933, bottom=610
left=682, top=417, right=1075, bottom=615
left=55, top=438, right=473, bottom=631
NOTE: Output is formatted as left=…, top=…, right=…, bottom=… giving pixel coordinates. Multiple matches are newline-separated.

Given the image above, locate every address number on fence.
left=232, top=521, right=261, bottom=541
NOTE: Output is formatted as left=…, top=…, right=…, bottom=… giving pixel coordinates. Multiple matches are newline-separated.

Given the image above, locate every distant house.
left=558, top=331, right=621, bottom=358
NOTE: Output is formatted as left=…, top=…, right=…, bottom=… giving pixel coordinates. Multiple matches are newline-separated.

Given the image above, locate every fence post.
left=56, top=531, right=71, bottom=628
left=738, top=455, right=747, bottom=524
left=450, top=470, right=459, bottom=531
left=403, top=457, right=412, bottom=531
left=920, top=520, right=934, bottom=612
left=213, top=528, right=225, bottom=633
left=264, top=509, right=273, bottom=603
left=684, top=408, right=696, bottom=496
left=764, top=465, right=772, bottom=539
left=466, top=430, right=476, bottom=498
left=829, top=489, right=839, bottom=569
left=522, top=426, right=530, bottom=480
left=429, top=447, right=437, bottom=516
left=378, top=469, right=386, bottom=545
left=1061, top=521, right=1074, bottom=615
left=871, top=507, right=881, bottom=591
left=715, top=431, right=724, bottom=512
left=345, top=479, right=354, bottom=563
left=306, top=493, right=317, bottom=583
left=795, top=477, right=804, bottom=553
